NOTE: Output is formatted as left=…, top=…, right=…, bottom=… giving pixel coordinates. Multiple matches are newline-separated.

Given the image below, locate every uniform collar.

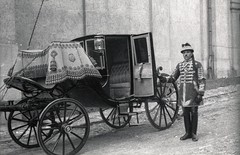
left=184, top=57, right=193, bottom=63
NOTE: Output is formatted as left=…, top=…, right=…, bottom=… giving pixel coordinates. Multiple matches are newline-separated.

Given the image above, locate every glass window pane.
left=134, top=38, right=148, bottom=63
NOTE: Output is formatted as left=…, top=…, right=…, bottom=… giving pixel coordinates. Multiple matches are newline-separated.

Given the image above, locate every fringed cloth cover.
left=12, top=42, right=102, bottom=85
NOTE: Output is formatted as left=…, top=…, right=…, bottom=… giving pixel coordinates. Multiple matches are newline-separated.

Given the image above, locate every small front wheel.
left=7, top=98, right=53, bottom=148
left=37, top=98, right=90, bottom=155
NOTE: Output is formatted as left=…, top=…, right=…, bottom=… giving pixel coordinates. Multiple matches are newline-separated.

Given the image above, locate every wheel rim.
left=37, top=98, right=90, bottom=155
left=99, top=106, right=131, bottom=129
left=145, top=81, right=179, bottom=130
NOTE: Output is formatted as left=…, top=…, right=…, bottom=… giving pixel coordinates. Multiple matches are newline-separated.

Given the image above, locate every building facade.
left=0, top=0, right=240, bottom=98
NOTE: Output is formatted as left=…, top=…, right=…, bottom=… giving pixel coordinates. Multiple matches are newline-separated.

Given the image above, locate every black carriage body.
left=72, top=32, right=157, bottom=103
left=1, top=32, right=179, bottom=154
left=3, top=32, right=156, bottom=108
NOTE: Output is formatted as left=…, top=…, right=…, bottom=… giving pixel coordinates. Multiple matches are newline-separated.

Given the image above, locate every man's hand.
left=159, top=76, right=167, bottom=83
left=195, top=94, right=203, bottom=104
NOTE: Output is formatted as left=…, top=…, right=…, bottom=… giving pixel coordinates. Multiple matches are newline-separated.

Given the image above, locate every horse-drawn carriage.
left=0, top=32, right=178, bottom=155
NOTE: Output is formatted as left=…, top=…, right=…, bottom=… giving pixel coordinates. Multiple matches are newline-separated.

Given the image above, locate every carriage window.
left=134, top=38, right=148, bottom=63
left=86, top=39, right=105, bottom=69
left=105, top=36, right=129, bottom=64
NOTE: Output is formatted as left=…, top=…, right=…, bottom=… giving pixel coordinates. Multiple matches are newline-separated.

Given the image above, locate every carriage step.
left=118, top=112, right=139, bottom=127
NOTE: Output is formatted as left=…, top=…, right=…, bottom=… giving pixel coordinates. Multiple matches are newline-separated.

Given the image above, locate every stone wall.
left=0, top=0, right=21, bottom=124
left=0, top=0, right=21, bottom=101
left=9, top=0, right=240, bottom=78
left=15, top=0, right=85, bottom=50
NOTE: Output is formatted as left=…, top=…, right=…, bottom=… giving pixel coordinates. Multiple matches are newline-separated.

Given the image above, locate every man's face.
left=182, top=50, right=193, bottom=61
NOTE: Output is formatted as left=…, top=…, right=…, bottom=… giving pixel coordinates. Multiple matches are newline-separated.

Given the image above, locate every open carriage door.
left=131, top=33, right=155, bottom=97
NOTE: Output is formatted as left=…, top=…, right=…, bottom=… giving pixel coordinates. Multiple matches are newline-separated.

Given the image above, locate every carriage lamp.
left=94, top=34, right=105, bottom=53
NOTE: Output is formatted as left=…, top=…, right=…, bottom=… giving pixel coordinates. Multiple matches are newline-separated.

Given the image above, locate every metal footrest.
left=118, top=103, right=140, bottom=126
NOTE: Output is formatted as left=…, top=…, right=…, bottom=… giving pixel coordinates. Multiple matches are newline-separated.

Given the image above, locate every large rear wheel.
left=37, top=98, right=90, bottom=155
left=145, top=78, right=179, bottom=130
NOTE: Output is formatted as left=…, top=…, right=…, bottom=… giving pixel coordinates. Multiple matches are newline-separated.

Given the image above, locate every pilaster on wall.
left=230, top=0, right=240, bottom=77
left=212, top=0, right=232, bottom=78
left=0, top=0, right=21, bottom=101
left=0, top=44, right=21, bottom=101
left=0, top=0, right=21, bottom=125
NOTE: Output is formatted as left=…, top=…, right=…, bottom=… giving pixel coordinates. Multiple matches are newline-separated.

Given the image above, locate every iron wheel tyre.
left=37, top=98, right=90, bottom=155
left=145, top=78, right=179, bottom=130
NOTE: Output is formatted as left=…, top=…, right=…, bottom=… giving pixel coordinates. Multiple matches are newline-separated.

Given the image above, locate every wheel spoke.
left=117, top=117, right=121, bottom=126
left=67, top=105, right=77, bottom=122
left=26, top=126, right=33, bottom=146
left=68, top=113, right=84, bottom=125
left=162, top=105, right=168, bottom=127
left=17, top=126, right=30, bottom=140
left=164, top=105, right=173, bottom=121
left=44, top=130, right=60, bottom=144
left=51, top=132, right=62, bottom=153
left=12, top=123, right=28, bottom=131
left=162, top=83, right=167, bottom=95
left=156, top=86, right=162, bottom=99
left=71, top=124, right=88, bottom=129
left=66, top=133, right=76, bottom=150
left=159, top=83, right=163, bottom=96
left=149, top=104, right=158, bottom=113
left=54, top=106, right=63, bottom=123
left=70, top=131, right=83, bottom=141
left=153, top=104, right=160, bottom=122
left=64, top=102, right=67, bottom=122
left=63, top=132, right=65, bottom=155
left=165, top=103, right=176, bottom=111
left=107, top=108, right=115, bottom=120
left=41, top=129, right=49, bottom=138
left=166, top=89, right=176, bottom=97
left=20, top=111, right=31, bottom=121
left=112, top=109, right=117, bottom=125
left=11, top=117, right=29, bottom=123
left=159, top=105, right=162, bottom=127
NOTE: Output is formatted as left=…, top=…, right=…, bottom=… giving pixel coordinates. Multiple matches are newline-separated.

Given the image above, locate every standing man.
left=160, top=43, right=206, bottom=141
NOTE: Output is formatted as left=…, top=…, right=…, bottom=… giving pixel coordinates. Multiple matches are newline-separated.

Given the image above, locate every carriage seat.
left=109, top=63, right=130, bottom=98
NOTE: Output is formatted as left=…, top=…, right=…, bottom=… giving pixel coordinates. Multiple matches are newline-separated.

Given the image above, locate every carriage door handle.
left=137, top=63, right=144, bottom=82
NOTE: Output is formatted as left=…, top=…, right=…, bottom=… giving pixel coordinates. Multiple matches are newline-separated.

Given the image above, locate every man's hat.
left=181, top=43, right=194, bottom=53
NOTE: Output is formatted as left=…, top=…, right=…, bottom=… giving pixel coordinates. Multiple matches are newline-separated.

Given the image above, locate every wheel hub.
left=28, top=120, right=38, bottom=127
left=62, top=124, right=72, bottom=133
left=161, top=97, right=169, bottom=103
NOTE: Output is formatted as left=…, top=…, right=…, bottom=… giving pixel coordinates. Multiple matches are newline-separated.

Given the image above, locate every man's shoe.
left=192, top=133, right=198, bottom=142
left=180, top=133, right=191, bottom=140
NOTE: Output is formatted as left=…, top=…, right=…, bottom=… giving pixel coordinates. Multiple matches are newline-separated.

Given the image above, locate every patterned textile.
left=12, top=50, right=48, bottom=78
left=45, top=42, right=101, bottom=84
left=169, top=58, right=206, bottom=107
left=11, top=42, right=102, bottom=85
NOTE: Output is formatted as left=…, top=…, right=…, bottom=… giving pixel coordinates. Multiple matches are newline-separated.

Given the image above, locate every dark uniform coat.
left=169, top=58, right=205, bottom=107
